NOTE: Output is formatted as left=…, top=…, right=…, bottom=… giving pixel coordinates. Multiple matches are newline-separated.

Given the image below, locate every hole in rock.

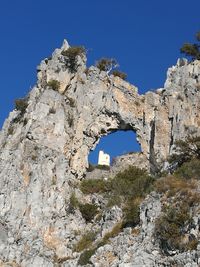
left=88, top=130, right=141, bottom=166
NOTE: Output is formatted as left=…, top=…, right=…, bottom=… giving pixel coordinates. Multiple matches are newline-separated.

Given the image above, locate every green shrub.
left=47, top=79, right=60, bottom=91
left=68, top=192, right=79, bottom=213
left=79, top=203, right=98, bottom=222
left=107, top=195, right=121, bottom=208
left=155, top=175, right=200, bottom=207
left=77, top=223, right=122, bottom=265
left=84, top=165, right=154, bottom=196
left=96, top=58, right=118, bottom=73
left=80, top=179, right=109, bottom=194
left=78, top=166, right=154, bottom=230
left=180, top=43, right=200, bottom=60
left=105, top=166, right=154, bottom=228
left=74, top=231, right=97, bottom=252
left=180, top=31, right=200, bottom=60
left=154, top=171, right=200, bottom=254
left=112, top=70, right=127, bottom=80
left=168, top=136, right=200, bottom=169
left=122, top=200, right=140, bottom=228
left=110, top=166, right=154, bottom=199
left=155, top=205, right=193, bottom=253
left=61, top=46, right=86, bottom=73
left=15, top=98, right=28, bottom=115
left=155, top=175, right=190, bottom=196
left=94, top=223, right=123, bottom=249
left=174, top=158, right=200, bottom=180
left=78, top=248, right=96, bottom=266
left=185, top=239, right=199, bottom=251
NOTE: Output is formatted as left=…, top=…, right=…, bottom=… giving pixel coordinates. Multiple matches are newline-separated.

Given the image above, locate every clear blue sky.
left=89, top=131, right=141, bottom=165
left=0, top=0, right=199, bottom=163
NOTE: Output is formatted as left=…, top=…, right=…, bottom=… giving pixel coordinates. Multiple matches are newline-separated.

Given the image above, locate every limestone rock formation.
left=0, top=40, right=200, bottom=266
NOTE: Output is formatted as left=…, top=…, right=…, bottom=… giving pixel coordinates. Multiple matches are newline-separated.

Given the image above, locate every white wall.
left=98, top=150, right=110, bottom=166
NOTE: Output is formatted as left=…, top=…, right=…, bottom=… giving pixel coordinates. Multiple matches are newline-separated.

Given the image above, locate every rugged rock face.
left=0, top=40, right=200, bottom=266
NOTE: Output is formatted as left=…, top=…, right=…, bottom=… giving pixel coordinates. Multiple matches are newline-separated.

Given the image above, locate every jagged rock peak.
left=61, top=39, right=70, bottom=50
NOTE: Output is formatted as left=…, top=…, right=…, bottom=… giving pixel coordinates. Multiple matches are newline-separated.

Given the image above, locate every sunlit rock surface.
left=0, top=40, right=200, bottom=266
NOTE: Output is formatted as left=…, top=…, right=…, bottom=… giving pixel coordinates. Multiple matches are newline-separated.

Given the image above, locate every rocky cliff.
left=0, top=40, right=200, bottom=266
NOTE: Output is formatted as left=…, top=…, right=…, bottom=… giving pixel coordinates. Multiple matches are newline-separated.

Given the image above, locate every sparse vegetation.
left=84, top=166, right=154, bottom=201
left=155, top=205, right=195, bottom=253
left=155, top=175, right=191, bottom=196
left=74, top=231, right=97, bottom=252
left=15, top=98, right=28, bottom=115
left=155, top=170, right=200, bottom=254
left=61, top=46, right=86, bottom=73
left=78, top=248, right=96, bottom=266
left=47, top=79, right=60, bottom=91
left=174, top=158, right=200, bottom=180
left=155, top=175, right=199, bottom=201
left=102, top=222, right=122, bottom=243
left=112, top=70, right=127, bottom=80
left=68, top=192, right=99, bottom=222
left=168, top=136, right=200, bottom=169
left=110, top=166, right=154, bottom=199
left=106, top=195, right=121, bottom=208
left=86, top=163, right=110, bottom=172
left=122, top=198, right=140, bottom=228
left=68, top=192, right=79, bottom=213
left=80, top=179, right=109, bottom=194
left=81, top=166, right=154, bottom=229
left=180, top=31, right=200, bottom=60
left=77, top=222, right=123, bottom=265
left=79, top=203, right=98, bottom=223
left=12, top=98, right=29, bottom=125
left=95, top=164, right=110, bottom=171
left=96, top=58, right=118, bottom=73
left=81, top=144, right=200, bottom=256
left=7, top=125, right=14, bottom=135
left=155, top=187, right=199, bottom=254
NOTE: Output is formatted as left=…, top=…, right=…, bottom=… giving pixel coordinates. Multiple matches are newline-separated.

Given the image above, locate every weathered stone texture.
left=0, top=40, right=200, bottom=266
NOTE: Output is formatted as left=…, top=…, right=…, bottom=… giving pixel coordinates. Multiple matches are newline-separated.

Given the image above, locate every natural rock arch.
left=25, top=42, right=200, bottom=176
left=0, top=40, right=200, bottom=266
left=88, top=129, right=141, bottom=165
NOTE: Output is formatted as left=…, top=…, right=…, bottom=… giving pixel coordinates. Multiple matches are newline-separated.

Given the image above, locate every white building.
left=98, top=150, right=110, bottom=166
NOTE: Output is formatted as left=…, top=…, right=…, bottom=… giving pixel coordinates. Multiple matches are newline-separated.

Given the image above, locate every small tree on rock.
left=96, top=58, right=118, bottom=73
left=112, top=70, right=127, bottom=80
left=180, top=31, right=200, bottom=60
left=61, top=46, right=86, bottom=73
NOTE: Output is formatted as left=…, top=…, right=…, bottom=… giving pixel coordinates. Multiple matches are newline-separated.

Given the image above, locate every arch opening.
left=88, top=130, right=141, bottom=166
